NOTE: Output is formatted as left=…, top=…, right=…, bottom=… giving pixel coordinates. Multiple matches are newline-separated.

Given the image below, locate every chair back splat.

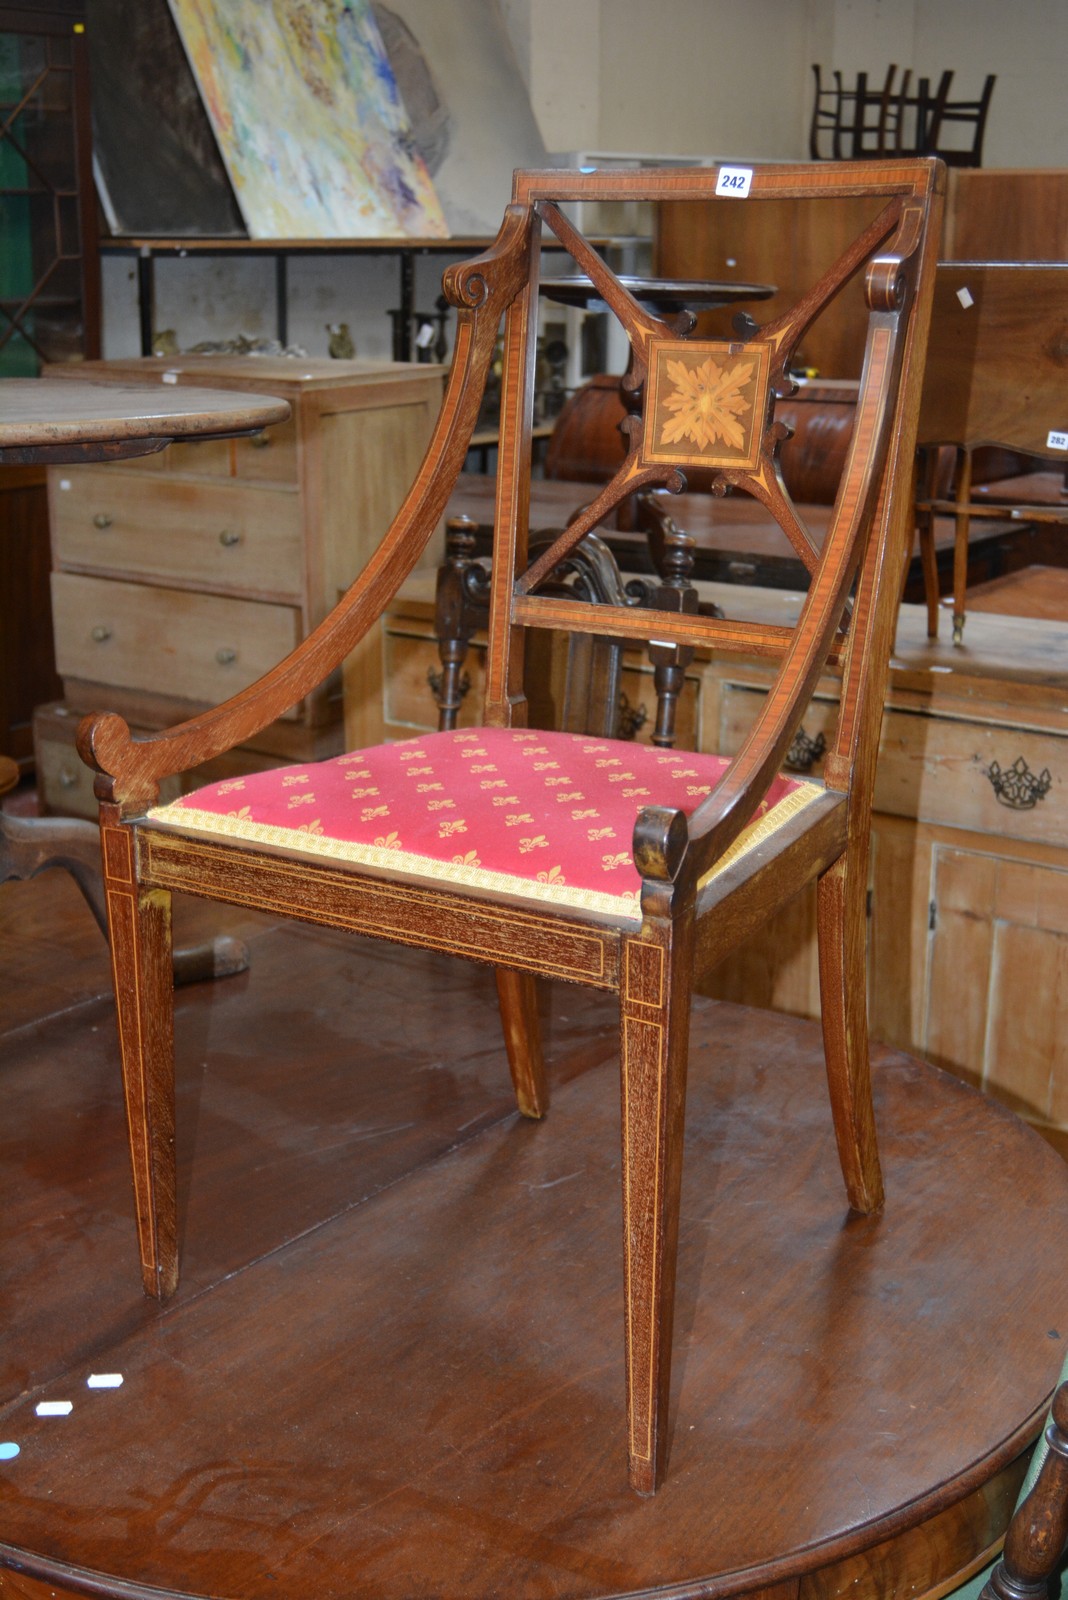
left=78, top=161, right=943, bottom=1496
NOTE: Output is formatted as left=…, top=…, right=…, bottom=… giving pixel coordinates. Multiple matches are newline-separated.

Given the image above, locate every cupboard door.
left=925, top=843, right=1068, bottom=1128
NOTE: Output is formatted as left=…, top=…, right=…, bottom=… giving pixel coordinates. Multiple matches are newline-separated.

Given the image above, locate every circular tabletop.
left=0, top=378, right=290, bottom=464
left=540, top=275, right=776, bottom=312
left=1, top=951, right=1066, bottom=1600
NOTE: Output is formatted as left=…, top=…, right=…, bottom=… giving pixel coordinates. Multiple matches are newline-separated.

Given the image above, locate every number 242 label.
left=716, top=166, right=753, bottom=198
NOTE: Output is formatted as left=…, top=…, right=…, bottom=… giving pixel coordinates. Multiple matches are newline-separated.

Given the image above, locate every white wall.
left=504, top=0, right=1068, bottom=170
left=502, top=0, right=811, bottom=160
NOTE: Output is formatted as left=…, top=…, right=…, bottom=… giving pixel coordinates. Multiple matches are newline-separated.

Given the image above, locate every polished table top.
left=2, top=877, right=1067, bottom=1600
left=0, top=377, right=290, bottom=464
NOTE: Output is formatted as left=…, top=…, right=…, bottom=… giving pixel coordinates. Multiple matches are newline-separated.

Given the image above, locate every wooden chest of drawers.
left=41, top=355, right=445, bottom=810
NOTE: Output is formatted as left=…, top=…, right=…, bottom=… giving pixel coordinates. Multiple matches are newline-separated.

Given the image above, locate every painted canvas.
left=370, top=1, right=547, bottom=235
left=88, top=0, right=244, bottom=237
left=165, top=0, right=448, bottom=239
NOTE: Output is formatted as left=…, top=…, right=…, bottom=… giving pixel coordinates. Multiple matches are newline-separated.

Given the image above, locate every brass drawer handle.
left=250, top=431, right=271, bottom=449
left=726, top=560, right=757, bottom=579
left=90, top=624, right=112, bottom=643
left=986, top=756, right=1052, bottom=810
left=215, top=647, right=238, bottom=666
left=218, top=528, right=243, bottom=547
left=92, top=512, right=113, bottom=530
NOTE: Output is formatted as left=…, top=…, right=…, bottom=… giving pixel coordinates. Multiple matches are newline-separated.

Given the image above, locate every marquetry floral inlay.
left=660, top=355, right=754, bottom=452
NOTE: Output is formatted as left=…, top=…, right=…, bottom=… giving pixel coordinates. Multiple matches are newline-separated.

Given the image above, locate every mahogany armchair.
left=78, top=161, right=943, bottom=1495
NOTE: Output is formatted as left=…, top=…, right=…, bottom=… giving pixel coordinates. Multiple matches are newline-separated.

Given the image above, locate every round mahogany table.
left=0, top=916, right=1066, bottom=1600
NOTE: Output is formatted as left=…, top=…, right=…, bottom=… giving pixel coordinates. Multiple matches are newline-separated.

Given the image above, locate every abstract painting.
left=166, top=0, right=448, bottom=239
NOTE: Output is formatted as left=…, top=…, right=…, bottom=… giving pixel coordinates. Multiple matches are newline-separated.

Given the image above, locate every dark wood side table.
left=0, top=377, right=289, bottom=976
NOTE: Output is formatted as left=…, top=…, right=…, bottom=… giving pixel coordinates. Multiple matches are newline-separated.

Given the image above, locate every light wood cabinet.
left=380, top=576, right=1068, bottom=1152
left=40, top=355, right=444, bottom=811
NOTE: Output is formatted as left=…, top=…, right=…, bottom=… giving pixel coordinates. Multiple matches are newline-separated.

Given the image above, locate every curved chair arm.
left=78, top=209, right=534, bottom=814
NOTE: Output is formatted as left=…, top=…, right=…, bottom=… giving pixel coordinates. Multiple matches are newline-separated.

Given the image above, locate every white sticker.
left=35, top=1401, right=72, bottom=1417
left=58, top=478, right=71, bottom=491
left=956, top=286, right=974, bottom=309
left=162, top=370, right=180, bottom=385
left=1047, top=430, right=1068, bottom=452
left=87, top=1373, right=123, bottom=1389
left=715, top=166, right=753, bottom=199
left=415, top=323, right=434, bottom=349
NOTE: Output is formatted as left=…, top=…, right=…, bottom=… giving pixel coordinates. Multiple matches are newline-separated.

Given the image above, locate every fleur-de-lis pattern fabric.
left=149, top=729, right=820, bottom=920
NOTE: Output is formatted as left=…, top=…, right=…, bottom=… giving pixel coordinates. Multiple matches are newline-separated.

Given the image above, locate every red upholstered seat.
left=150, top=728, right=819, bottom=919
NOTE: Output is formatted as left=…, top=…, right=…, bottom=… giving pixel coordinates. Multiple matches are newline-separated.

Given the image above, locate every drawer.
left=875, top=706, right=1068, bottom=848
left=718, top=680, right=1068, bottom=848
left=51, top=469, right=302, bottom=600
left=51, top=572, right=301, bottom=715
left=116, top=414, right=299, bottom=484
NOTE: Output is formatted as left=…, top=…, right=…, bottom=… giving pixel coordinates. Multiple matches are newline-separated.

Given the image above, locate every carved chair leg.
left=915, top=447, right=941, bottom=638
left=101, top=822, right=179, bottom=1299
left=916, top=516, right=941, bottom=638
left=495, top=967, right=548, bottom=1118
left=815, top=852, right=884, bottom=1215
left=619, top=927, right=693, bottom=1495
left=983, top=1382, right=1068, bottom=1600
left=952, top=447, right=973, bottom=647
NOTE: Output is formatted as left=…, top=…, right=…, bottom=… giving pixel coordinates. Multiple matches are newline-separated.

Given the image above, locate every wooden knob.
left=219, top=528, right=242, bottom=547
left=90, top=624, right=112, bottom=643
left=92, top=512, right=113, bottom=529
left=250, top=431, right=271, bottom=449
left=215, top=646, right=237, bottom=665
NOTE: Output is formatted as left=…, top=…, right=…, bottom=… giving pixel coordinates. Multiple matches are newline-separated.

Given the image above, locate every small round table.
left=0, top=377, right=289, bottom=467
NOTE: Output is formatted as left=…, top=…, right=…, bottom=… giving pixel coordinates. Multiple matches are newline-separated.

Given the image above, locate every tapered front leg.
left=816, top=851, right=883, bottom=1215
left=495, top=967, right=548, bottom=1118
left=100, top=815, right=178, bottom=1299
left=619, top=924, right=693, bottom=1494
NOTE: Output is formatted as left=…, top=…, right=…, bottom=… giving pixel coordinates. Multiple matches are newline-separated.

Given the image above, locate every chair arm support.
left=77, top=210, right=535, bottom=814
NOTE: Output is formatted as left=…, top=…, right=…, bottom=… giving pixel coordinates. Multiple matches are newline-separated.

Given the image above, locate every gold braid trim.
left=148, top=780, right=823, bottom=919
left=697, top=780, right=824, bottom=891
